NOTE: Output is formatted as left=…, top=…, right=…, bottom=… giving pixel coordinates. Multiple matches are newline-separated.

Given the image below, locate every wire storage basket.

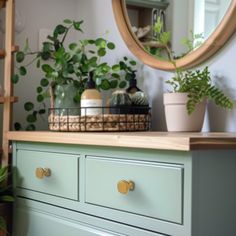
left=48, top=106, right=151, bottom=132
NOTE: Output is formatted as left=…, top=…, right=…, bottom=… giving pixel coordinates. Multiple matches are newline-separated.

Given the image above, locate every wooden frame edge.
left=112, top=0, right=236, bottom=70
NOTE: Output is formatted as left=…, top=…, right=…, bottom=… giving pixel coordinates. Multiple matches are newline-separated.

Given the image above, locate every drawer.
left=16, top=149, right=79, bottom=200
left=85, top=156, right=183, bottom=224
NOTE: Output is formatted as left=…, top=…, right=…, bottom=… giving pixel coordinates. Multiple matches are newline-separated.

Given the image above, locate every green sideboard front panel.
left=15, top=207, right=123, bottom=236
left=16, top=149, right=79, bottom=200
left=13, top=141, right=236, bottom=236
left=85, top=156, right=183, bottom=224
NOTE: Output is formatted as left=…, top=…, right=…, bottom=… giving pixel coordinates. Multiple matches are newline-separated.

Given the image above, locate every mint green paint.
left=85, top=156, right=183, bottom=224
left=12, top=142, right=194, bottom=236
left=16, top=149, right=79, bottom=200
left=15, top=207, right=123, bottom=236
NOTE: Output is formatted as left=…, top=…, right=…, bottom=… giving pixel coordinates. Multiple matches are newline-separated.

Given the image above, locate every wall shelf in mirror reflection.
left=112, top=0, right=236, bottom=70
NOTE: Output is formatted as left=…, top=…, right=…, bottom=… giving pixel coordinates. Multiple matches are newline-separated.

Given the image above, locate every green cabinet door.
left=85, top=156, right=184, bottom=224
left=16, top=149, right=79, bottom=200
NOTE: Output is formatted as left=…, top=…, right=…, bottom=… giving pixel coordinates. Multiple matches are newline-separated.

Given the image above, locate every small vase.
left=163, top=93, right=206, bottom=132
left=52, top=83, right=80, bottom=116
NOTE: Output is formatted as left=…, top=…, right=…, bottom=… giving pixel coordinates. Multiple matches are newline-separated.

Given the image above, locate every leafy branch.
left=153, top=17, right=234, bottom=114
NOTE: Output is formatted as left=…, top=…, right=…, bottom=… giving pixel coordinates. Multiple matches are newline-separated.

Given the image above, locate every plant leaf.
left=63, top=19, right=72, bottom=24
left=11, top=74, right=19, bottom=84
left=19, top=66, right=27, bottom=76
left=14, top=122, right=22, bottom=131
left=98, top=48, right=106, bottom=57
left=16, top=51, right=25, bottom=63
left=107, top=42, right=115, bottom=50
left=119, top=81, right=127, bottom=88
left=24, top=102, right=34, bottom=111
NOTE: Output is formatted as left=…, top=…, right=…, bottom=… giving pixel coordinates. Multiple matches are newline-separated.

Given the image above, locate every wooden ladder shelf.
left=1, top=0, right=15, bottom=166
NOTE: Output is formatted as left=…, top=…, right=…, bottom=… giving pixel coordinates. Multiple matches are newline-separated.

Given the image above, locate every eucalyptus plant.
left=12, top=19, right=134, bottom=130
left=151, top=17, right=234, bottom=114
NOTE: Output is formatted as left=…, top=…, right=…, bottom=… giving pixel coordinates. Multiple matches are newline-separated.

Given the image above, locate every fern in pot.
left=153, top=18, right=234, bottom=131
left=164, top=67, right=233, bottom=131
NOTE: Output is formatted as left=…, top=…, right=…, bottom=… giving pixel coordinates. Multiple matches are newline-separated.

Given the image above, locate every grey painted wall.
left=9, top=0, right=236, bottom=132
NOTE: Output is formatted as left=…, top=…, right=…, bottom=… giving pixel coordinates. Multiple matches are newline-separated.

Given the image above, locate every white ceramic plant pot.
left=163, top=93, right=206, bottom=132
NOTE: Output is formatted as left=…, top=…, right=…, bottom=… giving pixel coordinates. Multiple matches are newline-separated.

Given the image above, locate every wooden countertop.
left=6, top=131, right=236, bottom=151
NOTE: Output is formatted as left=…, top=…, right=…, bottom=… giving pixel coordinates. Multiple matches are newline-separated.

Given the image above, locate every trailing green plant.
left=0, top=166, right=14, bottom=232
left=12, top=19, right=134, bottom=130
left=117, top=56, right=137, bottom=80
left=152, top=17, right=234, bottom=114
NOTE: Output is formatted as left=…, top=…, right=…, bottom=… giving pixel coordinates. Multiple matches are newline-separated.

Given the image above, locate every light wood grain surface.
left=7, top=131, right=236, bottom=151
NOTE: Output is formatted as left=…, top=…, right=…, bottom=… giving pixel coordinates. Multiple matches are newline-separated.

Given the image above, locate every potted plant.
left=0, top=166, right=14, bottom=235
left=12, top=19, right=130, bottom=130
left=152, top=18, right=234, bottom=132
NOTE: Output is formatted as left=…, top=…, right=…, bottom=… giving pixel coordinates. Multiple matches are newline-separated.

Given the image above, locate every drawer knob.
left=117, top=180, right=135, bottom=194
left=35, top=168, right=51, bottom=179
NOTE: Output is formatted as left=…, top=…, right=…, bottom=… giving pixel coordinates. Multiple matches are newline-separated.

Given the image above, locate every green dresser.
left=12, top=141, right=236, bottom=236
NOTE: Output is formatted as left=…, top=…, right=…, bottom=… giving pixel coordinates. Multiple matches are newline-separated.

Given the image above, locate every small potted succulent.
left=12, top=19, right=130, bottom=130
left=153, top=17, right=234, bottom=131
left=110, top=56, right=149, bottom=114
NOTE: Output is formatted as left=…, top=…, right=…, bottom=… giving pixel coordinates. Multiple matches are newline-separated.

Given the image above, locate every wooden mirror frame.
left=112, top=0, right=236, bottom=70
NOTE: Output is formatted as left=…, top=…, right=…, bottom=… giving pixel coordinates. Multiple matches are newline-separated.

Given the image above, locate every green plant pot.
left=53, top=83, right=80, bottom=116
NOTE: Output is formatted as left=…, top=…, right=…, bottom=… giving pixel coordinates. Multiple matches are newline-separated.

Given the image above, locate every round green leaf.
left=26, top=114, right=37, bottom=123
left=26, top=124, right=36, bottom=131
left=19, top=66, right=27, bottom=76
left=14, top=122, right=22, bottom=131
left=67, top=64, right=74, bottom=74
left=129, top=60, right=137, bottom=66
left=125, top=73, right=134, bottom=81
left=119, top=81, right=127, bottom=89
left=42, top=42, right=52, bottom=51
left=39, top=109, right=46, bottom=114
left=41, top=51, right=51, bottom=60
left=107, top=42, right=115, bottom=50
left=100, top=79, right=111, bottom=90
left=69, top=43, right=77, bottom=50
left=37, top=86, right=43, bottom=93
left=95, top=38, right=107, bottom=48
left=54, top=24, right=66, bottom=35
left=111, top=73, right=120, bottom=79
left=11, top=74, right=19, bottom=84
left=40, top=78, right=49, bottom=87
left=110, top=80, right=118, bottom=89
left=119, top=61, right=126, bottom=70
left=98, top=48, right=106, bottom=57
left=88, top=39, right=95, bottom=44
left=63, top=19, right=72, bottom=24
left=112, top=64, right=120, bottom=71
left=24, top=102, right=34, bottom=111
left=42, top=64, right=53, bottom=73
left=37, top=94, right=44, bottom=102
left=16, top=51, right=25, bottom=63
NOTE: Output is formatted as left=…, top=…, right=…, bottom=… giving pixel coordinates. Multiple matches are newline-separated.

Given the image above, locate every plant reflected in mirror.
left=125, top=0, right=231, bottom=59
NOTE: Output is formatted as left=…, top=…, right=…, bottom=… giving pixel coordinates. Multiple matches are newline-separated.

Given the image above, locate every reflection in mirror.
left=125, top=0, right=231, bottom=59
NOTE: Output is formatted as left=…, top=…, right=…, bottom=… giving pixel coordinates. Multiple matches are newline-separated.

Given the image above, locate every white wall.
left=14, top=0, right=78, bottom=129
left=11, top=0, right=236, bottom=132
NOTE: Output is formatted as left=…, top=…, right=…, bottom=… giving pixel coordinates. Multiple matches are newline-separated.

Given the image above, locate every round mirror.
left=112, top=0, right=236, bottom=70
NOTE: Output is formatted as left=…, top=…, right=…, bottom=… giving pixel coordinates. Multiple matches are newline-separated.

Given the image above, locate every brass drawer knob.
left=117, top=180, right=135, bottom=194
left=35, top=167, right=51, bottom=179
